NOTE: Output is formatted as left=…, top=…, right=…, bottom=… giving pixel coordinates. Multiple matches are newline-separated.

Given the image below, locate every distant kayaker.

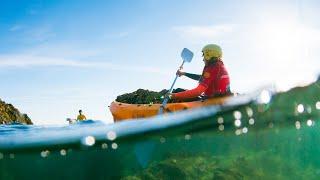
left=169, top=44, right=231, bottom=101
left=77, top=110, right=87, bottom=121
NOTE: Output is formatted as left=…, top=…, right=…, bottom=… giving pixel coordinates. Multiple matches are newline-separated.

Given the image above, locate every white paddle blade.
left=181, top=48, right=193, bottom=63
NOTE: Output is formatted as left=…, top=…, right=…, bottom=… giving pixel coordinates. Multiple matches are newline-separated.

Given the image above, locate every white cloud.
left=8, top=24, right=55, bottom=42
left=9, top=25, right=23, bottom=32
left=0, top=55, right=86, bottom=67
left=25, top=43, right=110, bottom=59
left=0, top=54, right=170, bottom=75
left=24, top=25, right=56, bottom=42
left=172, top=24, right=234, bottom=41
left=103, top=32, right=130, bottom=39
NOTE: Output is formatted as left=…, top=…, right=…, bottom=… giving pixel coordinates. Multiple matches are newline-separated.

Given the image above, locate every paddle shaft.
left=159, top=61, right=185, bottom=114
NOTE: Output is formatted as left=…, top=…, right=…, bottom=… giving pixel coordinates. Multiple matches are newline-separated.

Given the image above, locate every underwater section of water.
left=0, top=80, right=320, bottom=179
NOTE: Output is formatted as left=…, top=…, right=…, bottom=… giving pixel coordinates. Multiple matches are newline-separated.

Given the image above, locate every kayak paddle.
left=159, top=48, right=194, bottom=114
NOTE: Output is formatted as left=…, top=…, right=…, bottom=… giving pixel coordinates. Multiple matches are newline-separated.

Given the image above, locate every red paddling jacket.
left=173, top=60, right=230, bottom=100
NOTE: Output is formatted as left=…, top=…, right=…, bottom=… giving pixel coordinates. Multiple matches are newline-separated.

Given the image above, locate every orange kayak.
left=109, top=96, right=232, bottom=122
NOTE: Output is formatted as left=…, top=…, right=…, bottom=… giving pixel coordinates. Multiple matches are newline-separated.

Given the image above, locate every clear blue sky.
left=1, top=0, right=320, bottom=125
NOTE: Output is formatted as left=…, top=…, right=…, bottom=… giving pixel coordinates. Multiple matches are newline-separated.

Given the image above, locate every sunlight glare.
left=255, top=19, right=316, bottom=91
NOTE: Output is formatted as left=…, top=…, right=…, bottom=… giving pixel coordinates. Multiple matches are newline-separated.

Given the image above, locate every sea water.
left=0, top=81, right=320, bottom=180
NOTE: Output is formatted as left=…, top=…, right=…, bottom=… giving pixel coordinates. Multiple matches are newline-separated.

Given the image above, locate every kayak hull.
left=109, top=96, right=232, bottom=122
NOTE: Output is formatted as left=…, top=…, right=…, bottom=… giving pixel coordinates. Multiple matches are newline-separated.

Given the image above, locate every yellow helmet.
left=202, top=44, right=222, bottom=61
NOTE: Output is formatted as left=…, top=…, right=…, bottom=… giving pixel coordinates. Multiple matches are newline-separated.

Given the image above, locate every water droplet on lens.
left=269, top=123, right=274, bottom=128
left=111, top=143, right=118, bottom=149
left=249, top=118, right=255, bottom=125
left=233, top=111, right=242, bottom=119
left=297, top=104, right=304, bottom=113
left=60, top=149, right=67, bottom=156
left=218, top=125, right=224, bottom=131
left=316, top=101, right=320, bottom=110
left=184, top=134, right=191, bottom=140
left=307, top=119, right=313, bottom=126
left=234, top=119, right=241, bottom=127
left=82, top=136, right=95, bottom=146
left=217, top=117, right=224, bottom=124
left=160, top=137, right=166, bottom=143
left=246, top=107, right=253, bottom=117
left=9, top=154, right=14, bottom=159
left=242, top=127, right=248, bottom=133
left=106, top=131, right=117, bottom=141
left=258, top=90, right=271, bottom=104
left=40, top=150, right=50, bottom=158
left=295, top=121, right=301, bottom=129
left=235, top=129, right=242, bottom=135
left=306, top=105, right=312, bottom=114
left=101, top=143, right=108, bottom=149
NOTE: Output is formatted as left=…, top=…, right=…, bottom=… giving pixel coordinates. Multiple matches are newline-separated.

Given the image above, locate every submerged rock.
left=0, top=99, right=32, bottom=125
left=121, top=151, right=317, bottom=180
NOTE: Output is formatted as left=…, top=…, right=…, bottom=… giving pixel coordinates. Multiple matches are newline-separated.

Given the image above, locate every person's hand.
left=176, top=70, right=185, bottom=77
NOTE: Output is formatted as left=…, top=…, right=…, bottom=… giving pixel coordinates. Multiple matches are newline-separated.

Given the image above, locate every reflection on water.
left=0, top=80, right=319, bottom=179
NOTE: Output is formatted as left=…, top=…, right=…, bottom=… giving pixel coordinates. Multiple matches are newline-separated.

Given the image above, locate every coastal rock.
left=116, top=89, right=167, bottom=104
left=0, top=99, right=32, bottom=125
left=116, top=88, right=186, bottom=104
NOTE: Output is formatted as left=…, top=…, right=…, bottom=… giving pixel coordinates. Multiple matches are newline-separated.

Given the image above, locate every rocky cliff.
left=0, top=99, right=32, bottom=125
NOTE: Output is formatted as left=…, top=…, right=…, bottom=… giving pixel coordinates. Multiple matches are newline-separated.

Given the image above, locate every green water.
left=0, top=81, right=320, bottom=179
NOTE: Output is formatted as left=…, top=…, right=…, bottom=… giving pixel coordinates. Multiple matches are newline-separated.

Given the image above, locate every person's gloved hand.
left=176, top=70, right=185, bottom=77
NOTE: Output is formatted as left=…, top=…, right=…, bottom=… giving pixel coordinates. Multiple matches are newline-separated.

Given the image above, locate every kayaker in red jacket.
left=170, top=44, right=231, bottom=101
